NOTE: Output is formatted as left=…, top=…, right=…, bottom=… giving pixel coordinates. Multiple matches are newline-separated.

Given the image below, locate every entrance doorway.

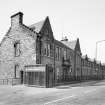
left=46, top=65, right=54, bottom=88
left=20, top=71, right=24, bottom=84
left=63, top=67, right=70, bottom=82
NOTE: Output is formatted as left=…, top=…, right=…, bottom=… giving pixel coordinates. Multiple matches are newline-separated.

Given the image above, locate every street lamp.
left=95, top=40, right=105, bottom=60
left=95, top=40, right=105, bottom=80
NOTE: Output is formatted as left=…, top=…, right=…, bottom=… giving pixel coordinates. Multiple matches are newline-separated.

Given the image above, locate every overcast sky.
left=0, top=0, right=105, bottom=63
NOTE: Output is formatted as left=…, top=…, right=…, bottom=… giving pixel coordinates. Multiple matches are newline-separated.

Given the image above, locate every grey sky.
left=0, top=0, right=105, bottom=62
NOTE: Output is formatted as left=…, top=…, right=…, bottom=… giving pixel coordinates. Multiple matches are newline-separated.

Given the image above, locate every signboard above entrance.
left=25, top=65, right=46, bottom=72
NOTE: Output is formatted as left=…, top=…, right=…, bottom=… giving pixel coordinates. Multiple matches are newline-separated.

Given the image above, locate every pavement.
left=0, top=80, right=105, bottom=105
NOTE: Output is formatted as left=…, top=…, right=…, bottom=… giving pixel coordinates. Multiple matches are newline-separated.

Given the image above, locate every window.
left=55, top=47, right=57, bottom=59
left=44, top=43, right=47, bottom=55
left=14, top=41, right=20, bottom=57
left=14, top=64, right=19, bottom=78
left=44, top=43, right=54, bottom=57
left=56, top=68, right=60, bottom=80
left=69, top=56, right=71, bottom=62
left=83, top=60, right=85, bottom=66
left=57, top=47, right=59, bottom=60
left=50, top=44, right=53, bottom=57
left=58, top=47, right=61, bottom=60
left=69, top=68, right=72, bottom=73
left=55, top=47, right=59, bottom=60
left=36, top=57, right=40, bottom=64
left=45, top=29, right=49, bottom=36
left=64, top=49, right=67, bottom=60
left=47, top=43, right=50, bottom=57
left=60, top=48, right=62, bottom=59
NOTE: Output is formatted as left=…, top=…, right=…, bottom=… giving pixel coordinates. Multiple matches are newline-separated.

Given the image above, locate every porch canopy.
left=24, top=64, right=46, bottom=87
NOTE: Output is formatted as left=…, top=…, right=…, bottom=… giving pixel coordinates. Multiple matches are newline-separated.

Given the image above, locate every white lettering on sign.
left=25, top=66, right=45, bottom=72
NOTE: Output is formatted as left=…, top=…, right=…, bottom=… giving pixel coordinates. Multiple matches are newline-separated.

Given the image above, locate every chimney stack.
left=11, top=12, right=23, bottom=27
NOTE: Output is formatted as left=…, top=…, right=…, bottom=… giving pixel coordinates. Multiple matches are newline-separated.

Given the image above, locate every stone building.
left=81, top=55, right=104, bottom=81
left=1, top=12, right=104, bottom=88
left=0, top=12, right=38, bottom=84
left=0, top=12, right=78, bottom=87
left=29, top=16, right=76, bottom=85
left=61, top=37, right=82, bottom=80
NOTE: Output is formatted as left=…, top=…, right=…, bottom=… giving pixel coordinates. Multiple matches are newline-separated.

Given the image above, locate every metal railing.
left=0, top=78, right=21, bottom=85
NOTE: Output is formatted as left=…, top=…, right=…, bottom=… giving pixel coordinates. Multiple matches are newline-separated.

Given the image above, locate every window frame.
left=14, top=64, right=19, bottom=78
left=14, top=41, right=20, bottom=57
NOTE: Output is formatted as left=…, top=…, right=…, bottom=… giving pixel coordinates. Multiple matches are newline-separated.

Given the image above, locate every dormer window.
left=14, top=41, right=20, bottom=57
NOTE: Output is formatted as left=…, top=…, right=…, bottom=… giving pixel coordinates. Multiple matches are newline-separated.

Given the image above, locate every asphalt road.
left=0, top=80, right=105, bottom=105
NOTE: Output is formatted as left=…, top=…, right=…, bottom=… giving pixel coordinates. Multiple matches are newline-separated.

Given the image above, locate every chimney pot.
left=61, top=36, right=68, bottom=41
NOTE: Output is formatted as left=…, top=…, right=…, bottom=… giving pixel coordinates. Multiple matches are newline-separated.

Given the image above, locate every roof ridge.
left=61, top=39, right=77, bottom=50
left=29, top=20, right=45, bottom=27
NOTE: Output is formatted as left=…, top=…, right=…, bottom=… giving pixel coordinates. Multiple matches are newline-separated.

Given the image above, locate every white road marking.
left=44, top=95, right=76, bottom=105
left=84, top=89, right=96, bottom=93
left=44, top=89, right=97, bottom=105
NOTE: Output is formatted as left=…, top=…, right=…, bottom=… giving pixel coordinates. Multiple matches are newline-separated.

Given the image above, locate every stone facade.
left=0, top=12, right=37, bottom=81
left=0, top=12, right=105, bottom=87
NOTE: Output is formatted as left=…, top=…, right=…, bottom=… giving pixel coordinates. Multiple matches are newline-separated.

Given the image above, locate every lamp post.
left=95, top=40, right=105, bottom=60
left=95, top=40, right=105, bottom=80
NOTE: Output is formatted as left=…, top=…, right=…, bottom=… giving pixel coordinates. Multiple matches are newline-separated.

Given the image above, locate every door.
left=63, top=67, right=69, bottom=82
left=20, top=71, right=24, bottom=84
left=46, top=65, right=54, bottom=88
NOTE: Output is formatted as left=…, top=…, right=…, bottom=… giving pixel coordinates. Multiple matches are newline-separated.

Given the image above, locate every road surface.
left=0, top=80, right=105, bottom=105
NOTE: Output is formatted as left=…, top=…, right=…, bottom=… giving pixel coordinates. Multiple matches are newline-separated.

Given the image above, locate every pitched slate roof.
left=54, top=40, right=73, bottom=53
left=55, top=39, right=69, bottom=49
left=61, top=40, right=77, bottom=50
left=29, top=20, right=45, bottom=33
